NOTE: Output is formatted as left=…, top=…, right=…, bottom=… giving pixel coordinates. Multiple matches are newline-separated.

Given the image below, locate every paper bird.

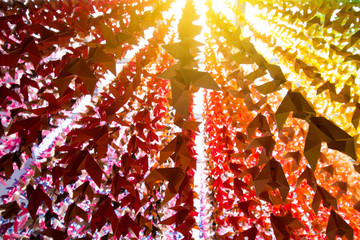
left=305, top=116, right=356, bottom=171
left=234, top=38, right=257, bottom=54
left=312, top=185, right=337, bottom=215
left=90, top=197, right=119, bottom=235
left=240, top=166, right=260, bottom=180
left=162, top=42, right=195, bottom=66
left=270, top=213, right=305, bottom=240
left=275, top=90, right=316, bottom=131
left=283, top=151, right=302, bottom=172
left=250, top=53, right=268, bottom=68
left=0, top=201, right=21, bottom=219
left=332, top=181, right=348, bottom=199
left=353, top=200, right=360, bottom=212
left=254, top=158, right=289, bottom=201
left=296, top=166, right=317, bottom=190
left=326, top=209, right=353, bottom=240
left=246, top=135, right=276, bottom=159
left=247, top=113, right=271, bottom=138
left=73, top=181, right=95, bottom=201
left=238, top=200, right=260, bottom=218
left=230, top=51, right=254, bottom=64
left=98, top=23, right=123, bottom=58
left=350, top=29, right=360, bottom=47
left=317, top=81, right=336, bottom=95
left=64, top=203, right=88, bottom=226
left=278, top=127, right=295, bottom=145
left=56, top=57, right=98, bottom=95
left=244, top=68, right=267, bottom=82
left=320, top=164, right=335, bottom=178
left=234, top=178, right=247, bottom=199
left=116, top=213, right=141, bottom=238
left=111, top=173, right=136, bottom=200
left=243, top=94, right=267, bottom=112
left=238, top=226, right=257, bottom=240
left=88, top=46, right=116, bottom=75
left=145, top=167, right=185, bottom=194
left=158, top=135, right=183, bottom=165
left=157, top=63, right=220, bottom=118
left=27, top=185, right=53, bottom=219
left=160, top=205, right=190, bottom=227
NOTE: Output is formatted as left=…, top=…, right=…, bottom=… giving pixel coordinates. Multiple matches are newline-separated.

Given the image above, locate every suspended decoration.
left=0, top=0, right=360, bottom=239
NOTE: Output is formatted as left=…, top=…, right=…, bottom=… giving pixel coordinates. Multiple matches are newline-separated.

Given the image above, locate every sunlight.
left=244, top=3, right=271, bottom=35
left=243, top=3, right=279, bottom=63
left=162, top=0, right=235, bottom=41
left=162, top=0, right=279, bottom=65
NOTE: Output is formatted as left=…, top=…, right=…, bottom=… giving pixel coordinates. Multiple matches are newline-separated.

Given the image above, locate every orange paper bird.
left=326, top=209, right=353, bottom=240
left=254, top=158, right=289, bottom=201
left=311, top=185, right=337, bottom=215
left=305, top=116, right=356, bottom=171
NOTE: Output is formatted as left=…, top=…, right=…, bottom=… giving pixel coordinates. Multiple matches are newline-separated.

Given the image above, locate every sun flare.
left=2, top=0, right=360, bottom=239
